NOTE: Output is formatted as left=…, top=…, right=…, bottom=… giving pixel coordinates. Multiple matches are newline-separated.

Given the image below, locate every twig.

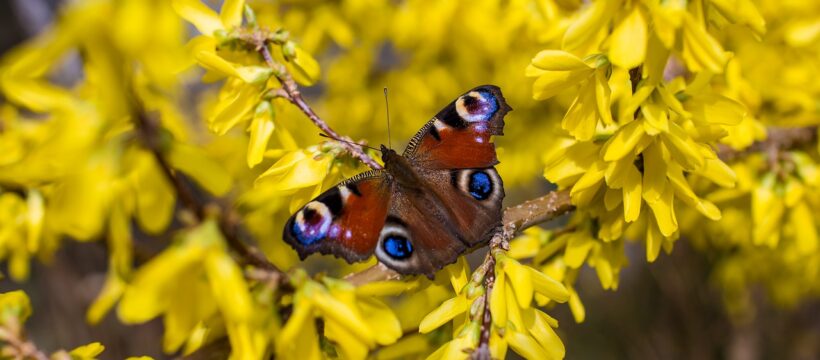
left=717, top=126, right=818, bottom=163
left=0, top=325, right=50, bottom=360
left=501, top=189, right=574, bottom=238
left=132, top=107, right=281, bottom=274
left=471, top=255, right=496, bottom=360
left=345, top=262, right=401, bottom=286
left=253, top=40, right=383, bottom=170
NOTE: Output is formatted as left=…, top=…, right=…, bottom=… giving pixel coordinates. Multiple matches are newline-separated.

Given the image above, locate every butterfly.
left=283, top=85, right=511, bottom=277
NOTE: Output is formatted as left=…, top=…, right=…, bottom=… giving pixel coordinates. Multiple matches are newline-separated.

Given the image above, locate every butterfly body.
left=284, top=85, right=511, bottom=277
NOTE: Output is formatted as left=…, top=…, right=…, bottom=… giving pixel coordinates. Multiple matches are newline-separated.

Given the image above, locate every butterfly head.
left=379, top=144, right=399, bottom=163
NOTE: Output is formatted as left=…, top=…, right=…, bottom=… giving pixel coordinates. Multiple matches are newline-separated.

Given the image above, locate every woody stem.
left=255, top=40, right=383, bottom=170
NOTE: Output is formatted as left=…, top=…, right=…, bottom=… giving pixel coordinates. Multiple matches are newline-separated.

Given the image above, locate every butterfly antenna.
left=319, top=133, right=382, bottom=152
left=384, top=87, right=392, bottom=150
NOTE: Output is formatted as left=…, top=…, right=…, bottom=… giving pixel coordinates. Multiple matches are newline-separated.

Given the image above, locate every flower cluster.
left=417, top=254, right=568, bottom=359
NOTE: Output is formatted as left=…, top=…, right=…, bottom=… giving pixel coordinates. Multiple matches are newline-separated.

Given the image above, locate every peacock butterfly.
left=283, top=85, right=511, bottom=277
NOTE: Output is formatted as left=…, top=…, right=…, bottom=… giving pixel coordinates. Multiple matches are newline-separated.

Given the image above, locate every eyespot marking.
left=383, top=235, right=413, bottom=260
left=454, top=168, right=502, bottom=204
left=291, top=201, right=332, bottom=245
left=376, top=222, right=414, bottom=264
left=468, top=171, right=492, bottom=200
left=456, top=90, right=498, bottom=123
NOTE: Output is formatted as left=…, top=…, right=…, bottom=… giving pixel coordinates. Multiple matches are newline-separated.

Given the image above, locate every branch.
left=471, top=255, right=496, bottom=360
left=132, top=107, right=281, bottom=274
left=250, top=37, right=382, bottom=170
left=717, top=126, right=818, bottom=162
left=0, top=326, right=49, bottom=360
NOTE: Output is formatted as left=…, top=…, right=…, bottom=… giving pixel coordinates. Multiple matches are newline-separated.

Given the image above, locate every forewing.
left=403, top=85, right=511, bottom=169
left=283, top=171, right=391, bottom=262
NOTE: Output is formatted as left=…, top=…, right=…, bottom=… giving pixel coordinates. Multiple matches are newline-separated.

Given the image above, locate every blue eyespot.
left=469, top=171, right=493, bottom=200
left=291, top=204, right=331, bottom=245
left=383, top=235, right=413, bottom=260
left=461, top=91, right=498, bottom=122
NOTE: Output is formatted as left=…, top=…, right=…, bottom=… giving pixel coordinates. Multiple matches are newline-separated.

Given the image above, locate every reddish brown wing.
left=373, top=189, right=469, bottom=277
left=403, top=85, right=511, bottom=169
left=372, top=167, right=504, bottom=277
left=283, top=171, right=390, bottom=262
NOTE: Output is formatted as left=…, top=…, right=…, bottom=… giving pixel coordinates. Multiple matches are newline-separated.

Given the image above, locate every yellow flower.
left=421, top=251, right=568, bottom=359
left=526, top=50, right=612, bottom=140
left=175, top=1, right=321, bottom=171
left=117, top=221, right=264, bottom=357
left=277, top=272, right=401, bottom=360
left=172, top=0, right=244, bottom=37
left=0, top=290, right=32, bottom=327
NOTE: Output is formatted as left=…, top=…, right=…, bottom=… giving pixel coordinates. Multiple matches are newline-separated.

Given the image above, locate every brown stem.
left=717, top=126, right=818, bottom=162
left=0, top=326, right=50, bottom=360
left=471, top=254, right=496, bottom=360
left=133, top=107, right=281, bottom=274
left=501, top=188, right=574, bottom=236
left=255, top=42, right=383, bottom=170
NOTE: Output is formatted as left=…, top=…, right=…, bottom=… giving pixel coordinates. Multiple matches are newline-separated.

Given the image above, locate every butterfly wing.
left=283, top=171, right=391, bottom=262
left=403, top=85, right=511, bottom=169
left=373, top=188, right=468, bottom=276
left=284, top=85, right=509, bottom=277
left=373, top=167, right=505, bottom=277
